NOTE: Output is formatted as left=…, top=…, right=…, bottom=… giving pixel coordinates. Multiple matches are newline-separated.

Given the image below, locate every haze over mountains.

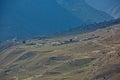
left=0, top=0, right=119, bottom=41
left=56, top=0, right=112, bottom=22
left=86, top=0, right=120, bottom=18
left=0, top=0, right=82, bottom=41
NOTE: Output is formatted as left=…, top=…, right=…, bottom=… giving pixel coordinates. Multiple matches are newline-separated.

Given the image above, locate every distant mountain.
left=0, top=0, right=83, bottom=41
left=56, top=0, right=113, bottom=22
left=0, top=0, right=114, bottom=41
left=86, top=0, right=120, bottom=18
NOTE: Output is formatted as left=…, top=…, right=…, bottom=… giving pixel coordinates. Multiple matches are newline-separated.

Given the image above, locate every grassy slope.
left=0, top=24, right=120, bottom=80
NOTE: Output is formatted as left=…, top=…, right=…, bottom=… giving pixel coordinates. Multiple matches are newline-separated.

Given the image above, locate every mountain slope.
left=86, top=0, right=120, bottom=18
left=56, top=0, right=113, bottom=22
left=51, top=18, right=120, bottom=37
left=0, top=23, right=120, bottom=80
left=0, top=0, right=82, bottom=41
left=0, top=0, right=113, bottom=41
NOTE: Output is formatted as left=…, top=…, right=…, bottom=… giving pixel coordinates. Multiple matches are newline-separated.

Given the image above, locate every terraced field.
left=0, top=24, right=120, bottom=80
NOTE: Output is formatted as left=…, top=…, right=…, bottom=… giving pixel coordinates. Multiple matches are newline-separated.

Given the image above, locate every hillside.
left=56, top=0, right=113, bottom=22
left=0, top=0, right=113, bottom=41
left=86, top=0, right=120, bottom=18
left=52, top=18, right=120, bottom=37
left=0, top=23, right=120, bottom=80
left=0, top=0, right=82, bottom=41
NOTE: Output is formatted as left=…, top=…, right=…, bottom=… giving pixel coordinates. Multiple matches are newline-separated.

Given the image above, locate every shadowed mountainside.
left=0, top=0, right=114, bottom=41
